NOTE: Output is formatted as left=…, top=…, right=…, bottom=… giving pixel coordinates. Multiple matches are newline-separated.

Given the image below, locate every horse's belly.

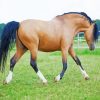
left=38, top=29, right=61, bottom=52
left=38, top=41, right=61, bottom=52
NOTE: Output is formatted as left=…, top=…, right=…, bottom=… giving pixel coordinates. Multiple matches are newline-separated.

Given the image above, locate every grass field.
left=0, top=48, right=100, bottom=100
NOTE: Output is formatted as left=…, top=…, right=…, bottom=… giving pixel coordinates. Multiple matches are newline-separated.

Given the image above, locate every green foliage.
left=0, top=49, right=100, bottom=100
left=0, top=23, right=5, bottom=38
left=75, top=48, right=100, bottom=55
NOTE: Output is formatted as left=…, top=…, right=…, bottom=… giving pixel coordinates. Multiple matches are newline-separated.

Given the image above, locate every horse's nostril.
left=89, top=44, right=95, bottom=50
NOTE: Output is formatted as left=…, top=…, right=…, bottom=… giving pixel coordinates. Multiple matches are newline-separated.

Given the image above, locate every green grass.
left=0, top=48, right=100, bottom=100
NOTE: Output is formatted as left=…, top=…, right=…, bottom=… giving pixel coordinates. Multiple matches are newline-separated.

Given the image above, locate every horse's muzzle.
left=89, top=43, right=95, bottom=51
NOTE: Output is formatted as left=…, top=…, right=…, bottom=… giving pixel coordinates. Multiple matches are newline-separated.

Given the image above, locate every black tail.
left=0, top=21, right=19, bottom=72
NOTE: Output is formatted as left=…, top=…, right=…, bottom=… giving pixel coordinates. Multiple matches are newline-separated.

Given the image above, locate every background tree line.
left=0, top=23, right=5, bottom=38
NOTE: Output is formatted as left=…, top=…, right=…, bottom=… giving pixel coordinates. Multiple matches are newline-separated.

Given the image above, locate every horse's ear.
left=91, top=23, right=95, bottom=27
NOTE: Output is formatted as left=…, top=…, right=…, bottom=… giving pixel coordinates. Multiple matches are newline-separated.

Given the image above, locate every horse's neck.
left=57, top=15, right=89, bottom=27
left=55, top=15, right=90, bottom=36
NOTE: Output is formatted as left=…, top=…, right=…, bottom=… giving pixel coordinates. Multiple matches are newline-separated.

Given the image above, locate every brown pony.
left=0, top=12, right=99, bottom=84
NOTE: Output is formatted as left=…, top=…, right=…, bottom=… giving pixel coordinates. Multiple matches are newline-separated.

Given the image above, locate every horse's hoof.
left=84, top=76, right=90, bottom=80
left=43, top=81, right=48, bottom=85
left=3, top=80, right=8, bottom=85
left=54, top=77, right=59, bottom=82
left=54, top=80, right=58, bottom=83
left=54, top=78, right=58, bottom=82
left=54, top=75, right=60, bottom=82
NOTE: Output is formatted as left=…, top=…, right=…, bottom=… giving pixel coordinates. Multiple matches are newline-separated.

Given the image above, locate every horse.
left=0, top=12, right=99, bottom=85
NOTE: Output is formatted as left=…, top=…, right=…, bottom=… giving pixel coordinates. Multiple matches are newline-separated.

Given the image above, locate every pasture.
left=0, top=48, right=100, bottom=100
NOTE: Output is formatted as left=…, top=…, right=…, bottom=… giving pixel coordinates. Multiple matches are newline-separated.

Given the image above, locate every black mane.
left=59, top=12, right=100, bottom=42
left=93, top=23, right=100, bottom=41
left=60, top=12, right=93, bottom=24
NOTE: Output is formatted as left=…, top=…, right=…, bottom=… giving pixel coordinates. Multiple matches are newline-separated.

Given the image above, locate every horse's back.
left=18, top=19, right=62, bottom=52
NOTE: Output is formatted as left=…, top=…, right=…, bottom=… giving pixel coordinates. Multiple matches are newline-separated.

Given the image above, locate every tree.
left=0, top=23, right=5, bottom=38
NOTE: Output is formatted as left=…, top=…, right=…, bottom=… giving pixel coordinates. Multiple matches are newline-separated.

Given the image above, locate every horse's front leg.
left=55, top=47, right=68, bottom=82
left=68, top=46, right=89, bottom=80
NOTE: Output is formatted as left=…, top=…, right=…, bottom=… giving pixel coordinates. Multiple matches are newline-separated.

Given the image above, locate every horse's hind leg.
left=68, top=46, right=89, bottom=80
left=3, top=48, right=26, bottom=84
left=30, top=49, right=47, bottom=84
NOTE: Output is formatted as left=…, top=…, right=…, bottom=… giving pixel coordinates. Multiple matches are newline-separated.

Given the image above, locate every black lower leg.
left=60, top=61, right=67, bottom=79
left=72, top=56, right=84, bottom=70
left=10, top=56, right=16, bottom=71
left=30, top=58, right=38, bottom=73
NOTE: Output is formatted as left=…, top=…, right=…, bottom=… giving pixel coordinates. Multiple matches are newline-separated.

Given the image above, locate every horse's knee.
left=30, top=60, right=38, bottom=73
left=63, top=62, right=67, bottom=71
left=30, top=59, right=36, bottom=67
left=73, top=56, right=81, bottom=66
left=10, top=56, right=16, bottom=71
left=59, top=62, right=67, bottom=79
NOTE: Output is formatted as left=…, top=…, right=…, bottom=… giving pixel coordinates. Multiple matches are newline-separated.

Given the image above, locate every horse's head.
left=57, top=12, right=100, bottom=50
left=84, top=23, right=95, bottom=50
left=78, top=12, right=100, bottom=50
left=84, top=22, right=100, bottom=50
